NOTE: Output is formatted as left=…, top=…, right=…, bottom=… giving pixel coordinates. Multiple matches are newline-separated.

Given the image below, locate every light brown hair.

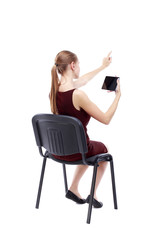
left=49, top=50, right=78, bottom=114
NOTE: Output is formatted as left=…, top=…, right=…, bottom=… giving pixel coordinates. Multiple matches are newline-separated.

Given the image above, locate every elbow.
left=104, top=119, right=110, bottom=125
left=105, top=115, right=112, bottom=125
left=104, top=113, right=111, bottom=125
left=104, top=114, right=112, bottom=125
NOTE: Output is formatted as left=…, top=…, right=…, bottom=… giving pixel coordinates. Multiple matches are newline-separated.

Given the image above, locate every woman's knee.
left=98, top=161, right=108, bottom=170
left=104, top=143, right=109, bottom=153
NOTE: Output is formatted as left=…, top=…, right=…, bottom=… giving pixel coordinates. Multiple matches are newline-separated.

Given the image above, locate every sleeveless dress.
left=54, top=89, right=108, bottom=162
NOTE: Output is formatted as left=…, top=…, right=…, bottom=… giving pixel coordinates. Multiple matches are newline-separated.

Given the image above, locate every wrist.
left=99, top=65, right=106, bottom=71
left=116, top=92, right=121, bottom=99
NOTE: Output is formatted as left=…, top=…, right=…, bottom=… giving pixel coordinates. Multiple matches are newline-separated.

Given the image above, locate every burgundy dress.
left=54, top=89, right=108, bottom=162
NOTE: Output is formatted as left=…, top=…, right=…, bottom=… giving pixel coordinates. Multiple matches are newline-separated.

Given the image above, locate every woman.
left=49, top=50, right=121, bottom=208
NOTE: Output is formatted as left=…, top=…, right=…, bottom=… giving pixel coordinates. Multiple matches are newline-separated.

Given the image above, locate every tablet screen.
left=102, top=76, right=119, bottom=91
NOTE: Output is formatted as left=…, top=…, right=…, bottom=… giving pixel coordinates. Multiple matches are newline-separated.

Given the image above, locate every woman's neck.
left=59, top=75, right=75, bottom=92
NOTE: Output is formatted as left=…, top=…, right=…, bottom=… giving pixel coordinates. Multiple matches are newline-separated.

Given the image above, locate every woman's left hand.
left=102, top=51, right=112, bottom=69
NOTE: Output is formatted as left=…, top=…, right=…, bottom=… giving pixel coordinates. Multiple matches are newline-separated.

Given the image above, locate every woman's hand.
left=102, top=51, right=112, bottom=69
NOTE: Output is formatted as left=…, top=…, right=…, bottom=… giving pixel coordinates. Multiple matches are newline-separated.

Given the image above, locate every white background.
left=0, top=0, right=160, bottom=239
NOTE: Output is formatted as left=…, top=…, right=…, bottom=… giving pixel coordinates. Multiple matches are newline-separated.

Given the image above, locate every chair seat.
left=86, top=153, right=113, bottom=165
left=47, top=152, right=113, bottom=166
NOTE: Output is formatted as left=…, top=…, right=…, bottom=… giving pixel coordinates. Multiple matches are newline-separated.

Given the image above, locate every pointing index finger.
left=107, top=51, right=112, bottom=57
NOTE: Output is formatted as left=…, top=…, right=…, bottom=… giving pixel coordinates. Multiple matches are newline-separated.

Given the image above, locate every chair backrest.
left=32, top=114, right=88, bottom=156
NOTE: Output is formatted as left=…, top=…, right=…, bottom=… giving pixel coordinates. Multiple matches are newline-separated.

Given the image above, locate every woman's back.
left=56, top=89, right=90, bottom=144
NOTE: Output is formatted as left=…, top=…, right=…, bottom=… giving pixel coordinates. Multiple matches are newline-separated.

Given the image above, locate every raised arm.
left=73, top=51, right=112, bottom=88
left=73, top=79, right=121, bottom=125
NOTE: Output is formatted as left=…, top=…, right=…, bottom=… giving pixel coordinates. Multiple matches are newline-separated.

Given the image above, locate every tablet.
left=102, top=76, right=119, bottom=91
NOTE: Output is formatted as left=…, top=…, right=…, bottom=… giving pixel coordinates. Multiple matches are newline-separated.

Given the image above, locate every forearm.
left=74, top=66, right=105, bottom=88
left=105, top=94, right=121, bottom=124
left=81, top=65, right=105, bottom=83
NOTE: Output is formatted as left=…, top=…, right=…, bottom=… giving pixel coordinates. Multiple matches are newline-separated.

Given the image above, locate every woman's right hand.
left=102, top=51, right=112, bottom=69
left=115, top=79, right=121, bottom=97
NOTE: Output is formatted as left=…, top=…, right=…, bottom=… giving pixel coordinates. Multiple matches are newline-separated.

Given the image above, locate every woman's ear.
left=70, top=61, right=75, bottom=71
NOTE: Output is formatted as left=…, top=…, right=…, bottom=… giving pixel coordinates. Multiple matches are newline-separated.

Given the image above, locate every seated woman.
left=49, top=50, right=121, bottom=208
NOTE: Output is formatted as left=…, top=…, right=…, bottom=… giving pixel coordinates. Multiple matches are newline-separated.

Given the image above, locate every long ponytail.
left=49, top=50, right=78, bottom=114
left=50, top=65, right=59, bottom=114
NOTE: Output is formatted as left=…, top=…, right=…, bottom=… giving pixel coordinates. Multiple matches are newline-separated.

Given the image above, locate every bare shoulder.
left=73, top=89, right=88, bottom=101
left=72, top=89, right=89, bottom=111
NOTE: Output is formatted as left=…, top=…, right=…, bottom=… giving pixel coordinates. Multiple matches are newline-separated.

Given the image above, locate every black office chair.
left=32, top=114, right=118, bottom=224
